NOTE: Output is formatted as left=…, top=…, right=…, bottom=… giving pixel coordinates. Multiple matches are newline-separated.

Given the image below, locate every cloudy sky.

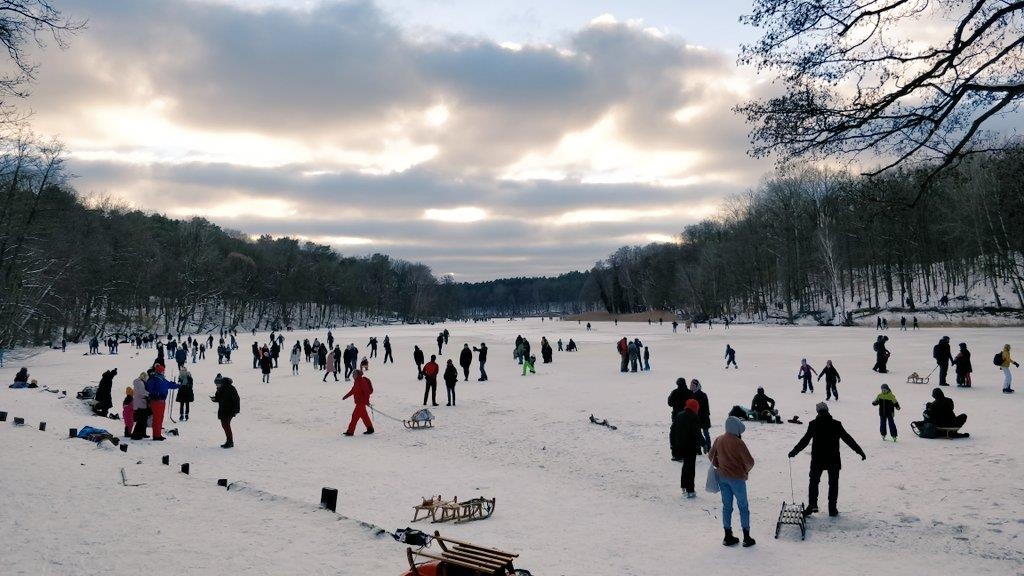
left=25, top=0, right=774, bottom=281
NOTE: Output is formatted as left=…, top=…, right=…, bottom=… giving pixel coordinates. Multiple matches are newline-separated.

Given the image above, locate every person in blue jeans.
left=708, top=416, right=756, bottom=547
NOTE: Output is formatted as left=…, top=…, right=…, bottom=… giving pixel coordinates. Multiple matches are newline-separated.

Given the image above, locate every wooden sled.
left=774, top=501, right=806, bottom=540
left=906, top=372, right=930, bottom=385
left=413, top=496, right=446, bottom=522
left=405, top=419, right=434, bottom=430
left=403, top=532, right=522, bottom=576
left=432, top=497, right=496, bottom=524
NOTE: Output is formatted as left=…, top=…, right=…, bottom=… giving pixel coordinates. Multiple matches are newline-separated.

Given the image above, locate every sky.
left=23, top=0, right=775, bottom=281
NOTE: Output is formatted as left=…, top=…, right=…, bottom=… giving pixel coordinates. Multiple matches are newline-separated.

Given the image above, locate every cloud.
left=25, top=0, right=777, bottom=280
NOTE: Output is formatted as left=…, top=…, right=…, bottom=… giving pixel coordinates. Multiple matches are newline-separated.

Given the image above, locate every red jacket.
left=422, top=361, right=439, bottom=379
left=343, top=376, right=373, bottom=406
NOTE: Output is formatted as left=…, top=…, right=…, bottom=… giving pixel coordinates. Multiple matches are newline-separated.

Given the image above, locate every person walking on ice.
left=788, top=403, right=866, bottom=517
left=724, top=345, right=738, bottom=369
left=342, top=369, right=374, bottom=436
left=872, top=384, right=900, bottom=441
left=708, top=416, right=756, bottom=547
left=818, top=360, right=841, bottom=401
left=798, top=359, right=817, bottom=393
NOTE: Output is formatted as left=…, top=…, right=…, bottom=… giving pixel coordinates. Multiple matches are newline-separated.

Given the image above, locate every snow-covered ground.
left=1, top=320, right=1023, bottom=576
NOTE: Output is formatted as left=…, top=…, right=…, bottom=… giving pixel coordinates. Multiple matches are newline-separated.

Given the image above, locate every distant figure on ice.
left=436, top=332, right=444, bottom=356
left=322, top=347, right=339, bottom=382
left=900, top=316, right=906, bottom=330
left=672, top=320, right=678, bottom=333
left=290, top=344, right=301, bottom=375
left=382, top=336, right=393, bottom=364
left=422, top=355, right=440, bottom=406
left=540, top=337, right=553, bottom=364
left=122, top=386, right=134, bottom=437
left=367, top=337, right=378, bottom=358
left=952, top=342, right=971, bottom=387
left=414, top=345, right=425, bottom=379
left=876, top=317, right=882, bottom=330
left=708, top=416, right=756, bottom=547
left=724, top=345, right=738, bottom=369
left=565, top=339, right=578, bottom=352
left=259, top=350, right=273, bottom=383
left=670, top=398, right=702, bottom=498
left=818, top=360, right=841, bottom=400
left=459, top=344, right=473, bottom=380
left=788, top=403, right=865, bottom=517
left=871, top=384, right=900, bottom=441
left=872, top=336, right=890, bottom=373
left=643, top=346, right=651, bottom=371
left=472, top=342, right=488, bottom=381
left=933, top=336, right=953, bottom=386
left=444, top=359, right=458, bottom=406
left=617, top=337, right=629, bottom=372
left=342, top=369, right=373, bottom=436
left=913, top=316, right=919, bottom=330
left=797, top=359, right=817, bottom=393
left=557, top=339, right=563, bottom=352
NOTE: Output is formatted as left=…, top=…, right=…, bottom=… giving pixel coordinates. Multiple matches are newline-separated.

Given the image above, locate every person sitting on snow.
left=10, top=367, right=30, bottom=388
left=750, top=387, right=779, bottom=422
left=923, top=387, right=967, bottom=430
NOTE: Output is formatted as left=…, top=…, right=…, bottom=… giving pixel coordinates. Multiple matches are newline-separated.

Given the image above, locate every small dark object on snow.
left=119, top=444, right=128, bottom=452
left=39, top=422, right=46, bottom=431
left=161, top=455, right=170, bottom=465
left=788, top=416, right=802, bottom=424
left=167, top=428, right=179, bottom=436
left=217, top=478, right=228, bottom=487
left=13, top=416, right=25, bottom=426
left=0, top=411, right=7, bottom=421
left=180, top=463, right=190, bottom=475
left=589, top=414, right=618, bottom=430
left=69, top=427, right=77, bottom=438
left=321, top=487, right=338, bottom=512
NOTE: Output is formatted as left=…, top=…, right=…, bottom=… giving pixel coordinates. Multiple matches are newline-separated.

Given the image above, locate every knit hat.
left=815, top=402, right=829, bottom=413
left=685, top=399, right=700, bottom=413
left=880, top=383, right=890, bottom=392
left=154, top=364, right=165, bottom=374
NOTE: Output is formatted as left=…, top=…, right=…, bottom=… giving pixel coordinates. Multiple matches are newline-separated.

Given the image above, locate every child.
left=643, top=346, right=651, bottom=370
left=522, top=355, right=536, bottom=376
left=359, top=356, right=370, bottom=373
left=871, top=384, right=900, bottom=441
left=797, top=359, right=817, bottom=393
left=122, top=386, right=134, bottom=437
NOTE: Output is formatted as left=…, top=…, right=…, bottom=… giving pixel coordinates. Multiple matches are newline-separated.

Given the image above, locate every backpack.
left=993, top=352, right=1004, bottom=366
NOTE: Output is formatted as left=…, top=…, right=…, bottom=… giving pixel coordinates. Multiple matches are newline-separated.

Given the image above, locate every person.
left=145, top=364, right=179, bottom=441
left=122, top=386, right=135, bottom=437
left=724, top=345, right=737, bottom=369
left=129, top=372, right=150, bottom=440
left=342, top=369, right=374, bottom=436
left=472, top=342, right=488, bottom=381
left=557, top=339, right=563, bottom=352
left=708, top=416, right=756, bottom=547
left=672, top=320, right=678, bottom=333
left=913, top=316, right=919, bottom=329
left=414, top=345, right=425, bottom=380
left=872, top=384, right=900, bottom=441
left=788, top=403, right=866, bottom=517
left=422, top=355, right=440, bottom=406
left=443, top=328, right=449, bottom=345
left=176, top=366, right=194, bottom=421
left=382, top=336, right=393, bottom=364
left=251, top=341, right=260, bottom=369
left=617, top=337, right=629, bottom=372
left=628, top=339, right=639, bottom=372
left=359, top=356, right=370, bottom=373
left=270, top=340, right=281, bottom=368
left=343, top=344, right=358, bottom=381
left=643, top=346, right=651, bottom=371
left=872, top=335, right=890, bottom=373
left=670, top=399, right=702, bottom=498
left=586, top=322, right=591, bottom=331
left=998, top=344, right=1018, bottom=393
left=367, top=336, right=378, bottom=358
left=93, top=368, right=117, bottom=416
left=817, top=360, right=841, bottom=400
left=900, top=316, right=906, bottom=330
left=522, top=354, right=536, bottom=375
left=952, top=342, right=972, bottom=387
left=667, top=377, right=693, bottom=422
left=923, top=387, right=967, bottom=429
left=174, top=345, right=187, bottom=371
left=459, top=344, right=473, bottom=381
left=540, top=337, right=553, bottom=364
left=436, top=332, right=444, bottom=356
left=690, top=379, right=711, bottom=452
left=565, top=339, right=577, bottom=352
left=259, top=350, right=273, bottom=383
left=750, top=387, right=778, bottom=422
left=877, top=317, right=882, bottom=330
left=211, top=375, right=240, bottom=448
left=797, top=359, right=817, bottom=393
left=443, top=359, right=459, bottom=406
left=933, top=336, right=953, bottom=386
left=290, top=344, right=301, bottom=375
left=322, top=347, right=339, bottom=382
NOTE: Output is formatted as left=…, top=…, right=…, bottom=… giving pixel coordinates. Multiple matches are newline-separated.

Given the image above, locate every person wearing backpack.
left=997, top=344, right=1019, bottom=394
left=933, top=336, right=953, bottom=387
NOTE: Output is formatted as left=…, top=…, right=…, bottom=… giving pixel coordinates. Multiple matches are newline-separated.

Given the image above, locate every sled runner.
left=402, top=531, right=526, bottom=576
left=405, top=409, right=435, bottom=430
left=589, top=414, right=618, bottom=430
left=911, top=421, right=969, bottom=439
left=906, top=372, right=930, bottom=385
left=774, top=501, right=806, bottom=540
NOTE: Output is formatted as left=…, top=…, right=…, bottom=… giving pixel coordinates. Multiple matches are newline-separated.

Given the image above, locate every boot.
left=221, top=440, right=233, bottom=448
left=742, top=529, right=756, bottom=547
left=722, top=528, right=739, bottom=546
left=363, top=428, right=374, bottom=435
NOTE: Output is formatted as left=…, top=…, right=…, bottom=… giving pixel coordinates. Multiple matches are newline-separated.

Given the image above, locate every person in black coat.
left=933, top=336, right=953, bottom=386
left=923, top=387, right=967, bottom=428
left=689, top=379, right=711, bottom=451
left=472, top=342, right=488, bottom=381
left=750, top=387, right=777, bottom=421
left=872, top=336, right=890, bottom=373
left=211, top=375, right=240, bottom=448
left=459, top=344, right=473, bottom=381
left=413, top=345, right=425, bottom=379
left=667, top=377, right=693, bottom=420
left=817, top=360, right=841, bottom=401
left=670, top=399, right=702, bottom=496
left=443, top=359, right=459, bottom=406
left=93, top=368, right=117, bottom=415
left=540, top=337, right=553, bottom=364
left=788, top=403, right=865, bottom=517
left=952, top=342, right=972, bottom=387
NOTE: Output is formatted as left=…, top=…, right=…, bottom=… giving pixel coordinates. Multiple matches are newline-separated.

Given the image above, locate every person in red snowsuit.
left=342, top=369, right=374, bottom=436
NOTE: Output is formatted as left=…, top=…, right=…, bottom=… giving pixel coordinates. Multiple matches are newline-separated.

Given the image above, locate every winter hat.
left=154, top=364, right=165, bottom=374
left=685, top=399, right=700, bottom=413
left=690, top=379, right=701, bottom=391
left=676, top=377, right=687, bottom=387
left=932, top=387, right=944, bottom=399
left=815, top=402, right=829, bottom=414
left=725, top=415, right=745, bottom=437
left=959, top=342, right=967, bottom=349
left=880, top=384, right=890, bottom=392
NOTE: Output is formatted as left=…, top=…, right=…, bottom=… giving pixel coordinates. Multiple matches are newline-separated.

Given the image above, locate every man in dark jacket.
left=933, top=336, right=953, bottom=386
left=750, top=387, right=777, bottom=421
left=211, top=375, right=240, bottom=448
left=422, top=355, right=440, bottom=406
left=92, top=368, right=117, bottom=416
left=472, top=343, right=488, bottom=381
left=670, top=399, right=702, bottom=497
left=923, top=387, right=967, bottom=429
left=788, top=403, right=866, bottom=517
left=413, top=345, right=425, bottom=379
left=667, top=378, right=693, bottom=421
left=459, top=344, right=473, bottom=381
left=690, top=379, right=711, bottom=451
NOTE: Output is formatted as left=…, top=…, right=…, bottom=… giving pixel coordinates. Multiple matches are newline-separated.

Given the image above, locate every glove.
left=861, top=453, right=867, bottom=461
left=788, top=451, right=796, bottom=458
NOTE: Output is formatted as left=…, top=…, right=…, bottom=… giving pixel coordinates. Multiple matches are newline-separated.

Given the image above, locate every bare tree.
left=737, top=0, right=1024, bottom=197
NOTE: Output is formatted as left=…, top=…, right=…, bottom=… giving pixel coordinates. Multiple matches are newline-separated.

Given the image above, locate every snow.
left=1, top=320, right=1023, bottom=576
